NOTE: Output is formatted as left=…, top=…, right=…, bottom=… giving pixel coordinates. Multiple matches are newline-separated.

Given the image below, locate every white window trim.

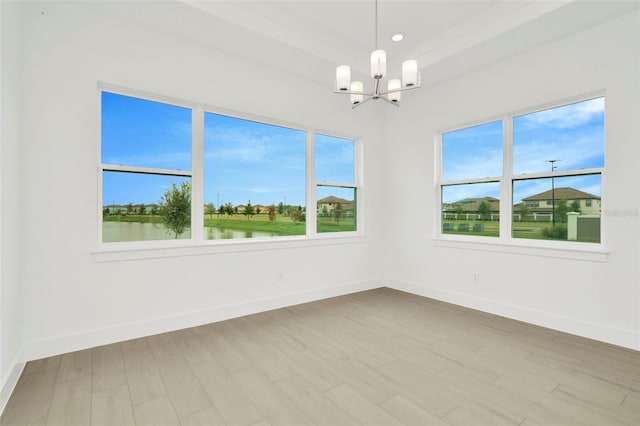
left=94, top=83, right=363, bottom=260
left=434, top=92, right=608, bottom=260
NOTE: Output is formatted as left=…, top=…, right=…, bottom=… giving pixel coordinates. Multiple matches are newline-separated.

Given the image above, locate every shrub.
left=541, top=224, right=567, bottom=239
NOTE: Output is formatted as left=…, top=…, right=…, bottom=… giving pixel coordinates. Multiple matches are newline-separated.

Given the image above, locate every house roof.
left=318, top=196, right=351, bottom=204
left=443, top=197, right=500, bottom=213
left=522, top=187, right=601, bottom=201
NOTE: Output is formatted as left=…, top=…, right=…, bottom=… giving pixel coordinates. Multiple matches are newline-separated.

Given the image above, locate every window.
left=438, top=95, right=604, bottom=245
left=512, top=97, right=604, bottom=243
left=100, top=89, right=361, bottom=245
left=101, top=92, right=192, bottom=243
left=203, top=113, right=306, bottom=240
left=315, top=134, right=357, bottom=233
left=440, top=120, right=502, bottom=237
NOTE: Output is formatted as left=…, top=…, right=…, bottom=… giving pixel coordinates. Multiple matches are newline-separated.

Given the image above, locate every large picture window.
left=438, top=95, right=604, bottom=245
left=203, top=113, right=306, bottom=240
left=99, top=89, right=361, bottom=245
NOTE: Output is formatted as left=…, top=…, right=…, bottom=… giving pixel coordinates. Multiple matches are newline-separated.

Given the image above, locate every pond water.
left=102, top=222, right=277, bottom=242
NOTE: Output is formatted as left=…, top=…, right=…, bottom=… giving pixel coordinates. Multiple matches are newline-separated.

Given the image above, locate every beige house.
left=521, top=187, right=601, bottom=215
left=317, top=196, right=354, bottom=217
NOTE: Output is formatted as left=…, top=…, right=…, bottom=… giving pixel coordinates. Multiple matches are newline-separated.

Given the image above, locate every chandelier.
left=334, top=0, right=421, bottom=108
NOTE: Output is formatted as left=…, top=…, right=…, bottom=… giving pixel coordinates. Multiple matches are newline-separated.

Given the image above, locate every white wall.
left=0, top=0, right=25, bottom=412
left=383, top=10, right=640, bottom=349
left=16, top=1, right=385, bottom=361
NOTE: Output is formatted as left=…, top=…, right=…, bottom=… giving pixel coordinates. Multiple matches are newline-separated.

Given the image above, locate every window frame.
left=96, top=83, right=363, bottom=256
left=435, top=92, right=607, bottom=257
left=314, top=133, right=360, bottom=236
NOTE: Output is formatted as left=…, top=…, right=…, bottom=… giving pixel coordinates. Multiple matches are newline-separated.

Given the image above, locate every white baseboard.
left=386, top=279, right=639, bottom=351
left=20, top=279, right=383, bottom=362
left=0, top=358, right=25, bottom=416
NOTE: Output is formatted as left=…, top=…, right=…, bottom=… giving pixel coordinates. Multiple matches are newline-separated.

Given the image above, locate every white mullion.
left=306, top=131, right=316, bottom=238
left=192, top=106, right=204, bottom=243
left=501, top=115, right=513, bottom=242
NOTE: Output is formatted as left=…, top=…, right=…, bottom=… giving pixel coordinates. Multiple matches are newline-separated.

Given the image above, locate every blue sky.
left=204, top=112, right=307, bottom=207
left=442, top=97, right=604, bottom=204
left=102, top=92, right=354, bottom=207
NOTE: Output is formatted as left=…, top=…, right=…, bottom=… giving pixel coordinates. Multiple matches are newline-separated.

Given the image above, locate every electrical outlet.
left=472, top=273, right=480, bottom=283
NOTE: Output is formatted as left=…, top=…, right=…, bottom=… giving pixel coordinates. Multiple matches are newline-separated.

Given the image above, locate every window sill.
left=432, top=235, right=610, bottom=262
left=91, top=233, right=365, bottom=262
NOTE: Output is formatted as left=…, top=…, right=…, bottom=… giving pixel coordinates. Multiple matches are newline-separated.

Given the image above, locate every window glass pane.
left=513, top=97, right=604, bottom=175
left=102, top=171, right=191, bottom=242
left=442, top=121, right=502, bottom=181
left=317, top=186, right=356, bottom=233
left=512, top=174, right=601, bottom=243
left=204, top=113, right=306, bottom=240
left=101, top=92, right=192, bottom=170
left=441, top=182, right=500, bottom=236
left=315, top=134, right=355, bottom=183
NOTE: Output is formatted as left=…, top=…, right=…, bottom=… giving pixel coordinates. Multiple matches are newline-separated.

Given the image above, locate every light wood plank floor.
left=2, top=288, right=639, bottom=425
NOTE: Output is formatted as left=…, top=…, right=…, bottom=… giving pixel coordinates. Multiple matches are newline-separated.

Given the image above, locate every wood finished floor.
left=2, top=288, right=639, bottom=426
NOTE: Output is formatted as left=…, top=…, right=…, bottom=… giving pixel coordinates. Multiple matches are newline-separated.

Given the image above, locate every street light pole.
left=546, top=160, right=560, bottom=226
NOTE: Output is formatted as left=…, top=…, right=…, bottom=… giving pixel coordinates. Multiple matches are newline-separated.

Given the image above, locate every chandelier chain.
left=374, top=0, right=379, bottom=50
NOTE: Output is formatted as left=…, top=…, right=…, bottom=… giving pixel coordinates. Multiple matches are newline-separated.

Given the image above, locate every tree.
left=138, top=203, right=145, bottom=215
left=291, top=207, right=305, bottom=223
left=159, top=181, right=191, bottom=239
left=518, top=203, right=529, bottom=221
left=277, top=201, right=285, bottom=215
left=570, top=200, right=581, bottom=214
left=150, top=205, right=159, bottom=216
left=205, top=202, right=215, bottom=219
left=334, top=202, right=343, bottom=224
left=267, top=205, right=277, bottom=222
left=244, top=200, right=255, bottom=220
left=255, top=206, right=261, bottom=215
left=477, top=201, right=491, bottom=221
left=554, top=199, right=570, bottom=223
left=126, top=202, right=134, bottom=215
left=224, top=202, right=234, bottom=217
left=322, top=205, right=328, bottom=217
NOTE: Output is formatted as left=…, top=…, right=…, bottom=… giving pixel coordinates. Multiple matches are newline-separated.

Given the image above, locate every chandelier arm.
left=351, top=96, right=374, bottom=109
left=333, top=90, right=375, bottom=96
left=379, top=84, right=422, bottom=96
left=380, top=96, right=400, bottom=107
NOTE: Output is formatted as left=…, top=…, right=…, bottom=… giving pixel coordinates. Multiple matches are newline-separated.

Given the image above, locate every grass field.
left=441, top=219, right=599, bottom=242
left=104, top=213, right=356, bottom=235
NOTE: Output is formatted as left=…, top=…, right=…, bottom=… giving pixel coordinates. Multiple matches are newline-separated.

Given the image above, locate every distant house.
left=519, top=187, right=601, bottom=215
left=442, top=196, right=500, bottom=220
left=317, top=196, right=354, bottom=217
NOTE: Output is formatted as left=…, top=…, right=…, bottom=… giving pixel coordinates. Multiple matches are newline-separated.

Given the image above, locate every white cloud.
left=517, top=97, right=604, bottom=130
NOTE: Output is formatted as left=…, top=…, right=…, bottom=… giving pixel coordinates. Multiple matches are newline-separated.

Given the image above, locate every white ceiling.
left=84, top=0, right=640, bottom=87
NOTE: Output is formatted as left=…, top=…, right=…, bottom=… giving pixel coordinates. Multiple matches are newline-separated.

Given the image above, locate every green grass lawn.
left=104, top=213, right=356, bottom=236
